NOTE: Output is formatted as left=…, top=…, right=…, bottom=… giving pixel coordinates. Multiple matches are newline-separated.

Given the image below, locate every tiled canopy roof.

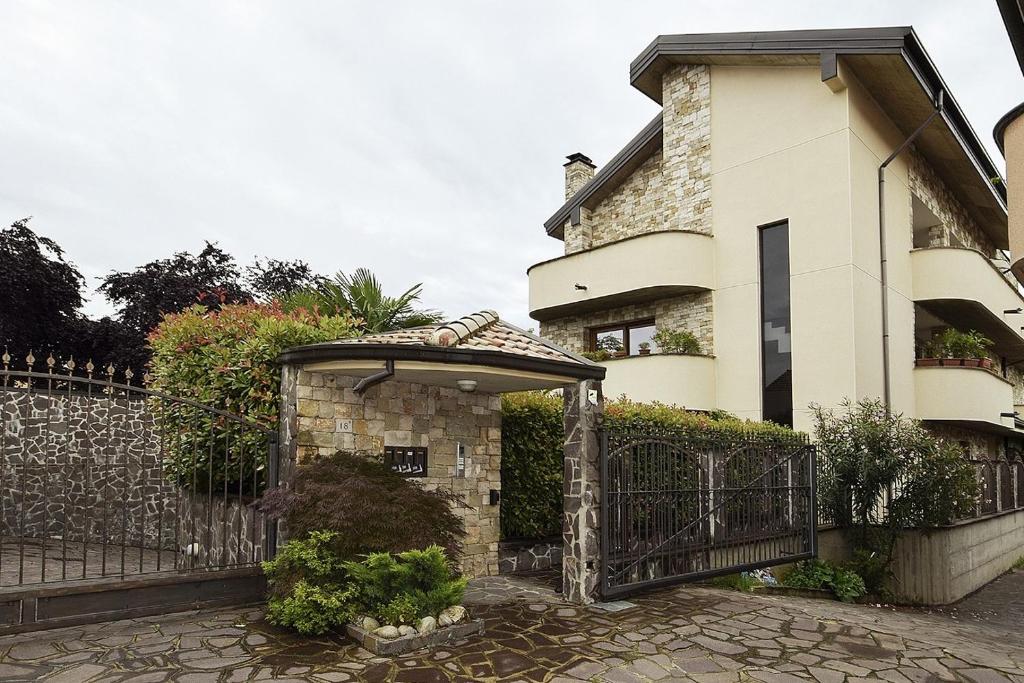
left=323, top=311, right=591, bottom=365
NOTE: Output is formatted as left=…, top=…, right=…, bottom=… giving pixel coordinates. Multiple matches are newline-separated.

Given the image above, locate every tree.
left=245, top=258, right=323, bottom=303
left=282, top=268, right=443, bottom=332
left=99, top=241, right=251, bottom=341
left=0, top=218, right=84, bottom=358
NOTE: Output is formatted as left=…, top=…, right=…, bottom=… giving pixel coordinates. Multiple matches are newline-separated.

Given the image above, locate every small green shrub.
left=148, top=303, right=357, bottom=493
left=710, top=572, right=762, bottom=592
left=652, top=327, right=702, bottom=354
left=922, top=328, right=992, bottom=359
left=1012, top=556, right=1024, bottom=570
left=782, top=559, right=866, bottom=603
left=262, top=530, right=346, bottom=599
left=343, top=546, right=467, bottom=624
left=259, top=451, right=465, bottom=562
left=581, top=350, right=611, bottom=362
left=265, top=579, right=358, bottom=635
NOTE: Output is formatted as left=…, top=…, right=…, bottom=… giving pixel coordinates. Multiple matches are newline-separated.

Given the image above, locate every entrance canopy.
left=279, top=310, right=605, bottom=393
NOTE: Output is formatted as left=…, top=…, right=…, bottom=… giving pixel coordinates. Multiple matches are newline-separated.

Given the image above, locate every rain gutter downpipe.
left=354, top=358, right=394, bottom=394
left=878, top=89, right=944, bottom=415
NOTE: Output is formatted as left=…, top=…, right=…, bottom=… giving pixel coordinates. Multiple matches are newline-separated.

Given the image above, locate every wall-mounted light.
left=1006, top=308, right=1023, bottom=314
left=1001, top=411, right=1019, bottom=418
left=456, top=379, right=477, bottom=393
left=574, top=283, right=588, bottom=290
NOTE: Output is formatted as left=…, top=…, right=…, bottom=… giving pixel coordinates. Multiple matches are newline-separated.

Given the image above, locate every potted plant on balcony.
left=652, top=328, right=703, bottom=355
left=638, top=342, right=652, bottom=356
left=918, top=328, right=994, bottom=370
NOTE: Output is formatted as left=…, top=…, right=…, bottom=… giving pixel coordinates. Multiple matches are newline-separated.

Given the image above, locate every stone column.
left=562, top=379, right=604, bottom=604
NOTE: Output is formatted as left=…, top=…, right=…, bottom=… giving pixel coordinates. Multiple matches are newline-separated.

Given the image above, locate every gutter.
left=354, top=358, right=394, bottom=394
left=878, top=89, right=944, bottom=413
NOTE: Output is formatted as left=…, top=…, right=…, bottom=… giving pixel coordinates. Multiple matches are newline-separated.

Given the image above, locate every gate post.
left=562, top=379, right=603, bottom=604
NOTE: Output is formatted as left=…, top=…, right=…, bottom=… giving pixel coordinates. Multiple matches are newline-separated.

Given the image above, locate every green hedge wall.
left=499, top=392, right=803, bottom=540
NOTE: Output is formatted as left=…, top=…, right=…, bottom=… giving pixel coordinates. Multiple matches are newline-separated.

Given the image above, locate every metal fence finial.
left=25, top=351, right=35, bottom=369
left=85, top=360, right=95, bottom=378
left=46, top=353, right=56, bottom=373
left=65, top=357, right=75, bottom=375
left=124, top=368, right=134, bottom=384
left=2, top=349, right=9, bottom=370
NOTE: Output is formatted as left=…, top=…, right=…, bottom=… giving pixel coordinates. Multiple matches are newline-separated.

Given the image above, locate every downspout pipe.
left=878, top=89, right=944, bottom=414
left=354, top=358, right=394, bottom=394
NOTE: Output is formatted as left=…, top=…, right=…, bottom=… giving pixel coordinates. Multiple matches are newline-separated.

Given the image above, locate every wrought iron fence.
left=0, top=352, right=278, bottom=588
left=599, top=428, right=816, bottom=598
left=815, top=451, right=1024, bottom=529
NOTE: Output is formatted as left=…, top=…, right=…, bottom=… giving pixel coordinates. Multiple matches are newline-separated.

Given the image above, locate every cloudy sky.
left=1, top=1, right=1021, bottom=329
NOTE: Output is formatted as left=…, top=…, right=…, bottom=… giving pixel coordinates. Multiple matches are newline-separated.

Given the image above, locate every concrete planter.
left=345, top=618, right=484, bottom=656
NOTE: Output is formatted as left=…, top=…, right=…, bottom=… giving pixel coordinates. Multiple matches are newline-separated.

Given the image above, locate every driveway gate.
left=599, top=428, right=816, bottom=598
left=0, top=353, right=278, bottom=632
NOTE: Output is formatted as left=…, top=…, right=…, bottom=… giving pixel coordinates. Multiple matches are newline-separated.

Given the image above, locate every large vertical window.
left=759, top=222, right=793, bottom=427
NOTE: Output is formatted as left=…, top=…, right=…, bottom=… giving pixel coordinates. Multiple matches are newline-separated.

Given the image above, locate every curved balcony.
left=599, top=353, right=716, bottom=411
left=528, top=231, right=714, bottom=321
left=914, top=365, right=1017, bottom=434
left=911, top=247, right=1024, bottom=361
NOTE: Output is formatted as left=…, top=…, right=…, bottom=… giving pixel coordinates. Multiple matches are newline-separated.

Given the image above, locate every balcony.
left=528, top=231, right=714, bottom=321
left=911, top=247, right=1024, bottom=362
left=914, top=365, right=1017, bottom=434
left=598, top=353, right=716, bottom=411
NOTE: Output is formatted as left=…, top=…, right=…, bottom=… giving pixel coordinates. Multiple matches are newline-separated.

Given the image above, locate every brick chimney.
left=564, top=153, right=596, bottom=200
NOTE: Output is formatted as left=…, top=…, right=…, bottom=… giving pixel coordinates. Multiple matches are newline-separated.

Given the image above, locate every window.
left=759, top=221, right=793, bottom=427
left=590, top=320, right=657, bottom=356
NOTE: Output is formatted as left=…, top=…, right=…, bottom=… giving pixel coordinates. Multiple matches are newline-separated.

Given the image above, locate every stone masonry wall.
left=909, top=149, right=996, bottom=256
left=289, top=370, right=502, bottom=578
left=563, top=64, right=711, bottom=255
left=0, top=391, right=260, bottom=565
left=540, top=291, right=714, bottom=355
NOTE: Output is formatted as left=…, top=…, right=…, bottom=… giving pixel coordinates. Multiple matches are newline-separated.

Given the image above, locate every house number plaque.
left=384, top=446, right=428, bottom=477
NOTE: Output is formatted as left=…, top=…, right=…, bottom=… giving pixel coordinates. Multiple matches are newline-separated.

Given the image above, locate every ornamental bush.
left=258, top=451, right=465, bottom=561
left=499, top=392, right=804, bottom=540
left=147, top=303, right=357, bottom=493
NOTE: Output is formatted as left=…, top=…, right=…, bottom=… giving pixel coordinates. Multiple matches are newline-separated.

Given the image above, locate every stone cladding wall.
left=909, top=150, right=996, bottom=256
left=497, top=537, right=563, bottom=575
left=285, top=370, right=502, bottom=578
left=540, top=291, right=713, bottom=355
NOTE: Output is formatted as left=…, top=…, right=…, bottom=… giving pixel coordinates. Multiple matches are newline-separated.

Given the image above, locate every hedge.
left=499, top=392, right=803, bottom=540
left=148, top=303, right=358, bottom=493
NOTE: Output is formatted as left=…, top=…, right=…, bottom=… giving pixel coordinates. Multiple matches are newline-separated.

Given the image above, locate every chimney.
left=564, top=153, right=596, bottom=200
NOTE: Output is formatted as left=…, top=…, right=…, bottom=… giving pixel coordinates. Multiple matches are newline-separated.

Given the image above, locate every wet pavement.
left=0, top=572, right=1022, bottom=682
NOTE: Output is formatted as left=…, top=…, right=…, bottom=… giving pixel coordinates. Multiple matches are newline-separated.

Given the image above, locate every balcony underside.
left=532, top=285, right=704, bottom=321
left=916, top=298, right=1024, bottom=364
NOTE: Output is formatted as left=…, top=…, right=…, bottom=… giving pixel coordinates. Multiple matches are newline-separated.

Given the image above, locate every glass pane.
left=760, top=222, right=793, bottom=427
left=629, top=324, right=657, bottom=355
left=594, top=329, right=624, bottom=354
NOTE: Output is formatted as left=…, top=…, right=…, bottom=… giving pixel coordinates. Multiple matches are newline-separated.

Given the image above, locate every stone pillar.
left=278, top=363, right=300, bottom=490
left=562, top=379, right=604, bottom=604
left=661, top=64, right=711, bottom=234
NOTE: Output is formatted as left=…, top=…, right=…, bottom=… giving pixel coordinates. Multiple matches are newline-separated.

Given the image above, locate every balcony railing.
left=528, top=230, right=713, bottom=321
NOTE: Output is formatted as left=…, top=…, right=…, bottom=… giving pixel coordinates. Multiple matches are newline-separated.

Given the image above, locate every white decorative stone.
left=417, top=616, right=437, bottom=634
left=438, top=605, right=466, bottom=626
left=359, top=616, right=380, bottom=631
left=398, top=625, right=417, bottom=637
left=373, top=625, right=400, bottom=640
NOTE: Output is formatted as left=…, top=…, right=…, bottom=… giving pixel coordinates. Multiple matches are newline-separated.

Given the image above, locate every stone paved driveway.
left=1, top=574, right=1022, bottom=682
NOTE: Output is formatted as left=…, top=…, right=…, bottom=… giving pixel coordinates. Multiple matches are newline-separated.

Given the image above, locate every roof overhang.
left=279, top=342, right=605, bottom=393
left=997, top=0, right=1024, bottom=78
left=546, top=27, right=1009, bottom=249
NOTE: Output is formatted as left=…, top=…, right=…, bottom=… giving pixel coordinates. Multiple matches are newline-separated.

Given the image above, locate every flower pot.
left=961, top=359, right=981, bottom=368
left=639, top=349, right=651, bottom=356
left=979, top=358, right=994, bottom=370
left=939, top=358, right=963, bottom=367
left=614, top=351, right=628, bottom=358
left=916, top=358, right=941, bottom=367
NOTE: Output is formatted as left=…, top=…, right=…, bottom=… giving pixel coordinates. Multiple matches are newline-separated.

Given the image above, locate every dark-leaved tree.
left=245, top=258, right=324, bottom=303
left=0, top=218, right=85, bottom=359
left=99, top=242, right=252, bottom=352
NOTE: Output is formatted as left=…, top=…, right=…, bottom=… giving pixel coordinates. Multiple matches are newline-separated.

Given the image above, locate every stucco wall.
left=285, top=370, right=502, bottom=578
left=818, top=510, right=1024, bottom=605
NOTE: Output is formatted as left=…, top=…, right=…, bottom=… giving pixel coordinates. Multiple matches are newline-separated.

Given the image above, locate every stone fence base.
left=497, top=537, right=563, bottom=574
left=818, top=508, right=1024, bottom=604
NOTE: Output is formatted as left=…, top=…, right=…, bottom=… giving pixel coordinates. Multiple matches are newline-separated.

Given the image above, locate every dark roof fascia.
left=543, top=113, right=664, bottom=237
left=278, top=343, right=606, bottom=381
left=629, top=27, right=911, bottom=101
left=998, top=0, right=1024, bottom=77
left=995, top=101, right=1024, bottom=153
left=626, top=26, right=1006, bottom=208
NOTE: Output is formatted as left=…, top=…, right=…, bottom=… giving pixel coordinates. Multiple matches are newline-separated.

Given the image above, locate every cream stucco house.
left=528, top=27, right=1024, bottom=459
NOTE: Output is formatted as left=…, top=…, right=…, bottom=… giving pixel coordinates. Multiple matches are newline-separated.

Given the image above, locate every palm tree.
left=282, top=268, right=443, bottom=332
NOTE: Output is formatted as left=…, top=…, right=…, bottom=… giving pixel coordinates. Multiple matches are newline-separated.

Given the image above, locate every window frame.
left=589, top=318, right=657, bottom=356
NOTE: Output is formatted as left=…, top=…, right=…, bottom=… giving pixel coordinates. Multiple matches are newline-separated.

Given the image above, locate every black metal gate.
left=0, top=353, right=278, bottom=591
left=600, top=428, right=816, bottom=598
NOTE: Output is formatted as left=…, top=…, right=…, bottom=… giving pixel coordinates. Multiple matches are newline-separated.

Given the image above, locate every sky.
left=1, top=1, right=1022, bottom=331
